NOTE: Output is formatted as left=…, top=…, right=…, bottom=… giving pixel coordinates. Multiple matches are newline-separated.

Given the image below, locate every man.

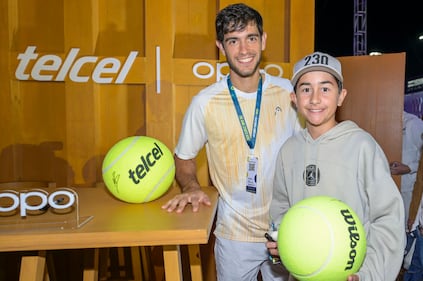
left=162, top=3, right=300, bottom=280
left=390, top=111, right=423, bottom=227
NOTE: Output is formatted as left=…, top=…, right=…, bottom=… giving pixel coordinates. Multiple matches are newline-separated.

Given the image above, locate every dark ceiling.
left=315, top=0, right=423, bottom=82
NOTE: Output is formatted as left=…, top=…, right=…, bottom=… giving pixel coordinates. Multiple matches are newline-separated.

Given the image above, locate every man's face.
left=216, top=22, right=266, bottom=79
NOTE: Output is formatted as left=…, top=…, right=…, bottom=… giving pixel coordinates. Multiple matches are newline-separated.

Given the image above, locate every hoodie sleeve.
left=356, top=139, right=406, bottom=281
left=270, top=148, right=291, bottom=229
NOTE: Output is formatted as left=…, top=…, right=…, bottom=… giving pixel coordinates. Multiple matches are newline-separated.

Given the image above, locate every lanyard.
left=227, top=75, right=263, bottom=151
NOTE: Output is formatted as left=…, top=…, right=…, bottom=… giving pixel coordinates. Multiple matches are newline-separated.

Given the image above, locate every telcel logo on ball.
left=102, top=136, right=175, bottom=203
left=128, top=142, right=165, bottom=184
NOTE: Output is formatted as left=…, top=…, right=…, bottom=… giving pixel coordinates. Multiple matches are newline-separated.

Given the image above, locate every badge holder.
left=0, top=187, right=93, bottom=232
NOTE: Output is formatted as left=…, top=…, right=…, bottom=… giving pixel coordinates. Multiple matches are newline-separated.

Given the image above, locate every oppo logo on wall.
left=14, top=46, right=284, bottom=84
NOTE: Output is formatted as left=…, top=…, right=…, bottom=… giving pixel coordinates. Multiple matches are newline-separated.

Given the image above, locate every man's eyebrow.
left=224, top=36, right=238, bottom=43
left=224, top=33, right=259, bottom=42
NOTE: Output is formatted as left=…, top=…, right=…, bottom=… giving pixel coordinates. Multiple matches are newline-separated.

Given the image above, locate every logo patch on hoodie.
left=304, top=164, right=320, bottom=186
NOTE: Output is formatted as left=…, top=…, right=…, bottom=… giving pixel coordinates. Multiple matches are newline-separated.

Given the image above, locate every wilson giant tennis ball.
left=277, top=196, right=366, bottom=281
left=102, top=136, right=175, bottom=203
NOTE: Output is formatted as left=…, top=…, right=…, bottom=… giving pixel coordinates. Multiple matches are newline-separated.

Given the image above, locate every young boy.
left=267, top=52, right=405, bottom=281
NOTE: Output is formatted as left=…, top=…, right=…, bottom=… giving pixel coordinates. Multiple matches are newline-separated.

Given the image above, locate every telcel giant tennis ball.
left=277, top=196, right=366, bottom=281
left=102, top=136, right=175, bottom=203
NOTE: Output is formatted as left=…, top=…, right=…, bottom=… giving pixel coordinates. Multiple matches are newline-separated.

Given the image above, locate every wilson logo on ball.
left=340, top=209, right=361, bottom=270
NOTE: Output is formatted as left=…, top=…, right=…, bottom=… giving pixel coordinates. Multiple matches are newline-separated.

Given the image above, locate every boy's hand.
left=265, top=240, right=279, bottom=256
left=347, top=274, right=359, bottom=281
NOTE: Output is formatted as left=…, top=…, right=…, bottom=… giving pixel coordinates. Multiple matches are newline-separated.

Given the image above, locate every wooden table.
left=0, top=185, right=219, bottom=281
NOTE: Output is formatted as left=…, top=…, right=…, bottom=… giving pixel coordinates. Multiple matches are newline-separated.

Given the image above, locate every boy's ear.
left=337, top=89, right=348, bottom=107
left=290, top=92, right=297, bottom=108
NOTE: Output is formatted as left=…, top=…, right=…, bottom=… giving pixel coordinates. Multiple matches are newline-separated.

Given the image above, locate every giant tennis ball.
left=277, top=196, right=366, bottom=281
left=102, top=136, right=175, bottom=203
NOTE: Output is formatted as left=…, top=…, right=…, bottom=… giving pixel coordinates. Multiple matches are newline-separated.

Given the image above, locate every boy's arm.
left=357, top=144, right=406, bottom=281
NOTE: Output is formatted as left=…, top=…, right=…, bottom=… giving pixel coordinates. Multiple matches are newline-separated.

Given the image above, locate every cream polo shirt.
left=175, top=72, right=300, bottom=242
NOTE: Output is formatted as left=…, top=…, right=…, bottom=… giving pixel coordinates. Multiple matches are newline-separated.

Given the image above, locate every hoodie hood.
left=301, top=120, right=363, bottom=144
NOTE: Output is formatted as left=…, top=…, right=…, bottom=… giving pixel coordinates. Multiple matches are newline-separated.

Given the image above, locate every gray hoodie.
left=270, top=120, right=405, bottom=281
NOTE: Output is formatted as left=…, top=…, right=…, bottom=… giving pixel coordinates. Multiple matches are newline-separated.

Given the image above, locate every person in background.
left=408, top=151, right=423, bottom=230
left=161, top=3, right=301, bottom=281
left=390, top=111, right=423, bottom=228
left=267, top=51, right=405, bottom=281
left=402, top=150, right=423, bottom=281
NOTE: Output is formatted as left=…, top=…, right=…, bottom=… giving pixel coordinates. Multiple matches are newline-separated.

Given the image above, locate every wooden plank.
left=19, top=254, right=46, bottom=281
left=163, top=245, right=182, bottom=281
left=188, top=245, right=203, bottom=281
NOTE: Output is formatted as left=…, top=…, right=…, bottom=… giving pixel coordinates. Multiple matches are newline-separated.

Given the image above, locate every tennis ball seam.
left=143, top=163, right=175, bottom=202
left=102, top=136, right=140, bottom=174
left=291, top=206, right=334, bottom=278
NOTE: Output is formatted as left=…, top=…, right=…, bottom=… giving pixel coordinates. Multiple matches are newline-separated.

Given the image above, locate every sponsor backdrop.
left=0, top=0, right=314, bottom=187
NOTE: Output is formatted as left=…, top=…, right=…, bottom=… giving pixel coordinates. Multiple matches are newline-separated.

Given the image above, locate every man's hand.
left=161, top=188, right=211, bottom=213
left=390, top=161, right=411, bottom=175
left=407, top=218, right=415, bottom=231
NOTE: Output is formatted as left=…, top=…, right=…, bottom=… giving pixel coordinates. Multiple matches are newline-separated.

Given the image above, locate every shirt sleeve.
left=174, top=95, right=208, bottom=160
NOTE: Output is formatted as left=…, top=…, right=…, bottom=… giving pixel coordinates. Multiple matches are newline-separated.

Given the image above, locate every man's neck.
left=229, top=71, right=262, bottom=93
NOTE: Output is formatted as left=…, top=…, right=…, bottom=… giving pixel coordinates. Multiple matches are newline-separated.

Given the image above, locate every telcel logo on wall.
left=15, top=46, right=138, bottom=84
left=14, top=46, right=285, bottom=85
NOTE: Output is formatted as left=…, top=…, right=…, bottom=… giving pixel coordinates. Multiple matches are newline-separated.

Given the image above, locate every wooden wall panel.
left=289, top=0, right=316, bottom=64
left=0, top=0, right=316, bottom=188
left=173, top=0, right=217, bottom=59
left=337, top=53, right=406, bottom=187
left=1, top=0, right=147, bottom=186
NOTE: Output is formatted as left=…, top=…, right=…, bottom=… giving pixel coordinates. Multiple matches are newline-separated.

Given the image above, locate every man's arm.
left=174, top=156, right=202, bottom=192
left=161, top=155, right=211, bottom=213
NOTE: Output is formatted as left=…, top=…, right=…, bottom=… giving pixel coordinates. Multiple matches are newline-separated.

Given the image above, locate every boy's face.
left=291, top=71, right=347, bottom=138
left=216, top=22, right=266, bottom=79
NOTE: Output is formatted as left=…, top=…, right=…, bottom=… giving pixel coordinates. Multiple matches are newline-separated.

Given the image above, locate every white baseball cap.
left=291, top=52, right=343, bottom=87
